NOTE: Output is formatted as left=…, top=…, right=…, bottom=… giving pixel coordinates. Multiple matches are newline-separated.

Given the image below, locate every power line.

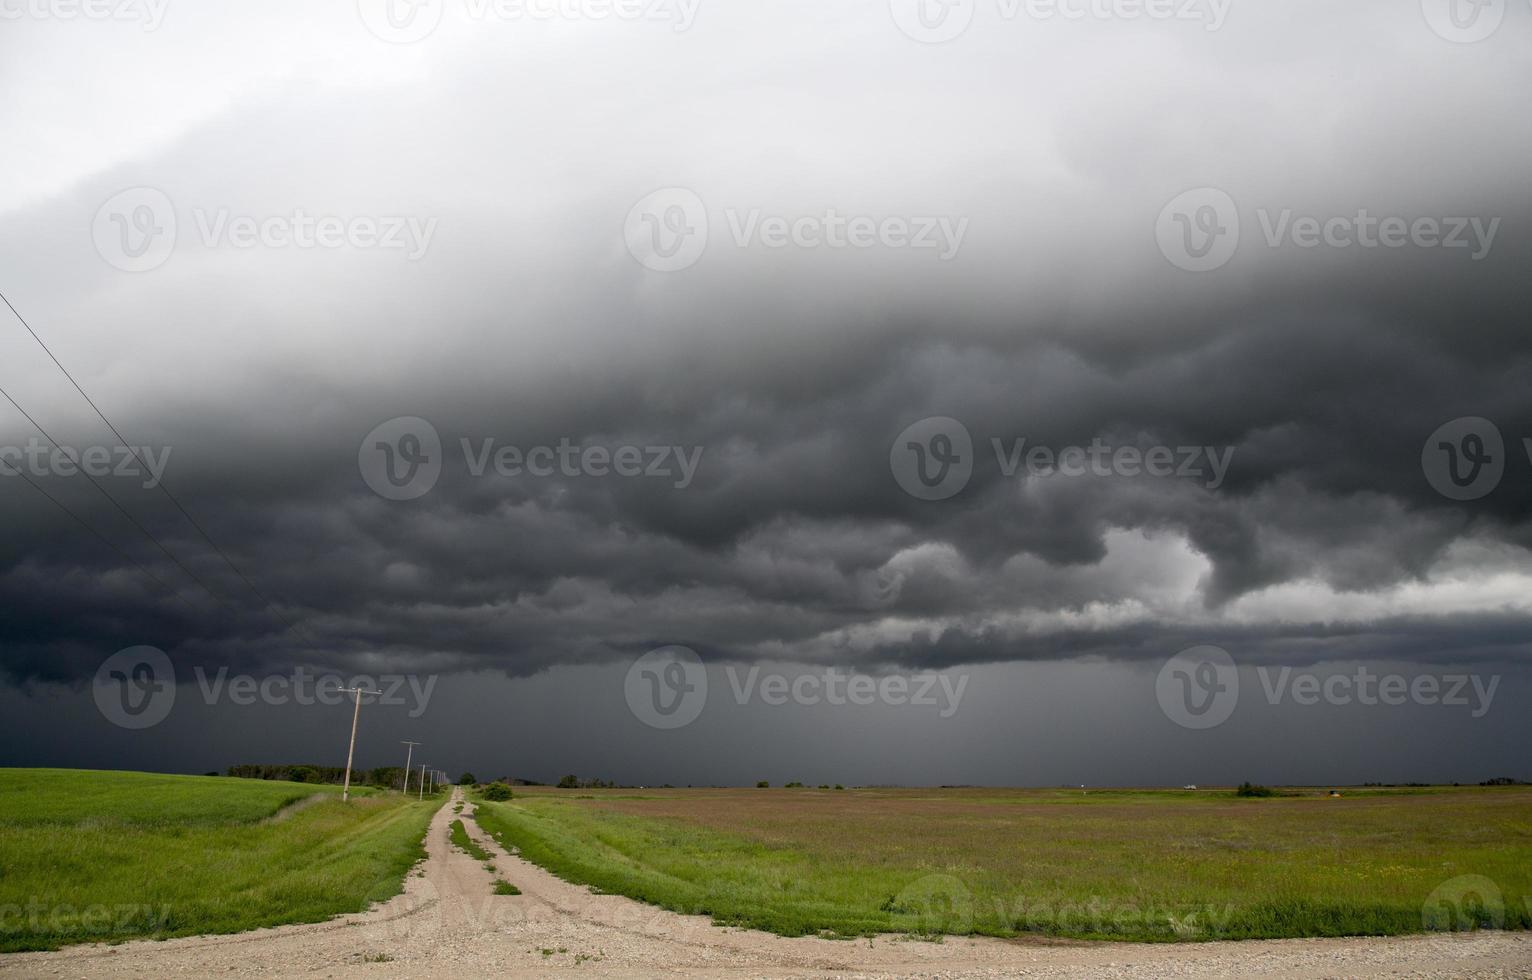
left=0, top=382, right=228, bottom=605
left=0, top=288, right=321, bottom=647
left=0, top=454, right=193, bottom=610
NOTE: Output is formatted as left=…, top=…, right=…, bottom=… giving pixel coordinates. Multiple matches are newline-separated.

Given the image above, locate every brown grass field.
left=473, top=784, right=1532, bottom=941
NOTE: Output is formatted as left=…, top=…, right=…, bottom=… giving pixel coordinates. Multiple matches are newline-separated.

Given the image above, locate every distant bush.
left=557, top=774, right=579, bottom=789
left=756, top=781, right=769, bottom=788
left=834, top=784, right=844, bottom=790
left=458, top=772, right=477, bottom=785
left=1236, top=782, right=1275, bottom=798
left=784, top=781, right=805, bottom=788
left=481, top=782, right=514, bottom=802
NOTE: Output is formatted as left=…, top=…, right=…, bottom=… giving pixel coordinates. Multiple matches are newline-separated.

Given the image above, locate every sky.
left=0, top=0, right=1529, bottom=786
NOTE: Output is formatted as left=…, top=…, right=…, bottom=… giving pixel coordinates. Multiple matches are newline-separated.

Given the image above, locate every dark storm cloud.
left=1, top=0, right=1530, bottom=697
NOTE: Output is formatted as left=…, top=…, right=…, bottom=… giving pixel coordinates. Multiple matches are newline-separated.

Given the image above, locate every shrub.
left=481, top=782, right=514, bottom=801
left=557, top=775, right=579, bottom=789
left=756, top=781, right=769, bottom=788
left=1236, top=782, right=1275, bottom=798
left=458, top=772, right=477, bottom=785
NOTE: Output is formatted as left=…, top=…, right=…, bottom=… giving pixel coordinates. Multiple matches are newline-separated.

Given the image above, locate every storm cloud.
left=0, top=0, right=1529, bottom=781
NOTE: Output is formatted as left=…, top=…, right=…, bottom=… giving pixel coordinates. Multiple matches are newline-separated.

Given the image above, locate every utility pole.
left=339, top=687, right=380, bottom=803
left=418, top=763, right=428, bottom=801
left=400, top=741, right=421, bottom=793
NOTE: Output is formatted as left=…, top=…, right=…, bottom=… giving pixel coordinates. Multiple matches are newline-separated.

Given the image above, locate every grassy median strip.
left=0, top=769, right=438, bottom=952
left=449, top=818, right=493, bottom=862
left=472, top=786, right=1532, bottom=942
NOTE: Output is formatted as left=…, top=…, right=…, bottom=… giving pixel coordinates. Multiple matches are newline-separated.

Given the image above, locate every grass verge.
left=0, top=768, right=438, bottom=951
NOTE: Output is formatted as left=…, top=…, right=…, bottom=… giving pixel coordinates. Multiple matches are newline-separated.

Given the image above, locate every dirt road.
left=4, top=789, right=1528, bottom=978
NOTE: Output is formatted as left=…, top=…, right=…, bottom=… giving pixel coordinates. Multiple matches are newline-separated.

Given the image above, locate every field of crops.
left=0, top=769, right=438, bottom=951
left=474, top=785, right=1532, bottom=942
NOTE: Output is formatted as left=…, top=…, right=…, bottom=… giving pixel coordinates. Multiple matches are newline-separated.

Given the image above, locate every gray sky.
left=0, top=0, right=1529, bottom=784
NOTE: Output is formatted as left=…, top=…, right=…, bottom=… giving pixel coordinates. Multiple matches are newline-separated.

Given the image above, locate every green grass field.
left=472, top=785, right=1532, bottom=942
left=0, top=769, right=438, bottom=952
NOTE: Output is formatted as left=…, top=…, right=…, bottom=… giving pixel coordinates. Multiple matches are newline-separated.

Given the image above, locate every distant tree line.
left=225, top=764, right=417, bottom=788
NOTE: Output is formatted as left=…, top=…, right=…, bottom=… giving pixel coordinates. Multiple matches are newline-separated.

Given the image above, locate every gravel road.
left=3, top=789, right=1527, bottom=979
